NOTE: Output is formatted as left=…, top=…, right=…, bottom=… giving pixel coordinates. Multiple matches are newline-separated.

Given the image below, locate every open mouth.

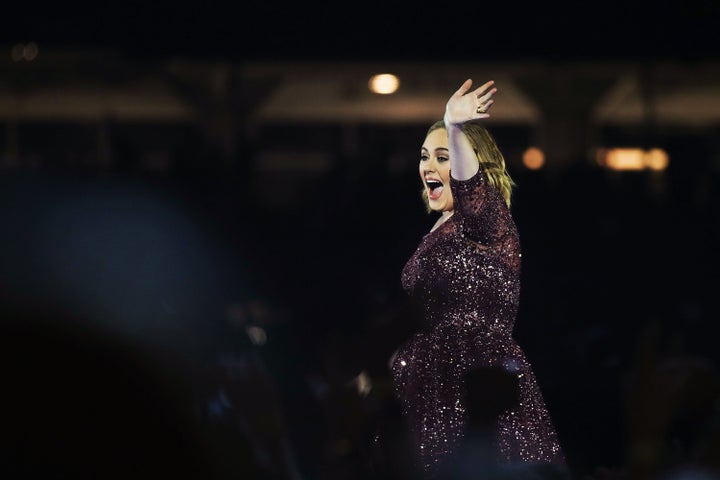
left=426, top=180, right=444, bottom=200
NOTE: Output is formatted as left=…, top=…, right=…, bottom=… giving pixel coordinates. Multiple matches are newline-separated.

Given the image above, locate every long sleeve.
left=450, top=169, right=515, bottom=248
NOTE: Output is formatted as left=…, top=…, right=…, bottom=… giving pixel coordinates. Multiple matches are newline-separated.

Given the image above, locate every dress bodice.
left=401, top=171, right=521, bottom=337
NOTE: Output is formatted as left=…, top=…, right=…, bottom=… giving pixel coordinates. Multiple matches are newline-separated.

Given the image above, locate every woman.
left=390, top=79, right=565, bottom=477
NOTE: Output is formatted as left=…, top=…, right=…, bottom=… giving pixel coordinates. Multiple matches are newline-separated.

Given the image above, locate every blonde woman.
left=389, top=79, right=565, bottom=477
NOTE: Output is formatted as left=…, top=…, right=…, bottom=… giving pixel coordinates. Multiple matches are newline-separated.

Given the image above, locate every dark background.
left=1, top=2, right=720, bottom=480
left=3, top=0, right=719, bottom=62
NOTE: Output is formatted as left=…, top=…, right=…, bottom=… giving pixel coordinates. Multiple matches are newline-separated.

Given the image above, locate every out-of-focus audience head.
left=0, top=296, right=262, bottom=479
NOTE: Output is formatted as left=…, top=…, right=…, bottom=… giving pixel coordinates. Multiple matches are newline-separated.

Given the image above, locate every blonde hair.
left=421, top=120, right=516, bottom=212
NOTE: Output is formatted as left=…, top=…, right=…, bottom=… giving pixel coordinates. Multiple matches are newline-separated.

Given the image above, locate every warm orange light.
left=597, top=147, right=669, bottom=171
left=522, top=147, right=545, bottom=170
left=606, top=148, right=645, bottom=170
left=646, top=148, right=669, bottom=171
left=369, top=73, right=400, bottom=95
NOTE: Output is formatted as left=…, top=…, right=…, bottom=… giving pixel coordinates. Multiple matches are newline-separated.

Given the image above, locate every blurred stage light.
left=369, top=73, right=400, bottom=95
left=245, top=326, right=267, bottom=346
left=597, top=148, right=670, bottom=171
left=351, top=370, right=372, bottom=396
left=522, top=147, right=545, bottom=170
left=646, top=148, right=669, bottom=171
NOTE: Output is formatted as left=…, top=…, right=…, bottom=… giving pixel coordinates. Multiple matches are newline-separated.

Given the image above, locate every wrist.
left=443, top=119, right=464, bottom=134
left=443, top=115, right=464, bottom=129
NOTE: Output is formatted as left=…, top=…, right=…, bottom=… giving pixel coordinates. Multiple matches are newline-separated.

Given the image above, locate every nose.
left=424, top=156, right=438, bottom=172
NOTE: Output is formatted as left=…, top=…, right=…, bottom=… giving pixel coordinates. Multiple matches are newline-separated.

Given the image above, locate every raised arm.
left=443, top=79, right=516, bottom=246
left=444, top=79, right=496, bottom=181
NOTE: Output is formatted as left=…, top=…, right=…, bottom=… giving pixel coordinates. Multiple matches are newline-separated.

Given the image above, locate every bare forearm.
left=443, top=78, right=496, bottom=181
left=446, top=123, right=480, bottom=181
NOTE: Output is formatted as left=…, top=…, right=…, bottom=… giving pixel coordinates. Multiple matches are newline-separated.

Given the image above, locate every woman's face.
left=420, top=128, right=454, bottom=212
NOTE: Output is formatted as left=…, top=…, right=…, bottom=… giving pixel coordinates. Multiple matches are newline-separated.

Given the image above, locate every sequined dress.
left=390, top=169, right=564, bottom=476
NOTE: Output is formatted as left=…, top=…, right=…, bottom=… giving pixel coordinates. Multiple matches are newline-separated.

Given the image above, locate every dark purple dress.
left=390, top=169, right=564, bottom=476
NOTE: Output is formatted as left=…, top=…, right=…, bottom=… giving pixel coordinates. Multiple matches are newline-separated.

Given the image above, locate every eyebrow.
left=421, top=147, right=449, bottom=153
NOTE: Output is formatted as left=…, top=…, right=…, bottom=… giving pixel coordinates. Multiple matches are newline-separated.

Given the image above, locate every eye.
left=437, top=155, right=449, bottom=163
left=420, top=154, right=429, bottom=162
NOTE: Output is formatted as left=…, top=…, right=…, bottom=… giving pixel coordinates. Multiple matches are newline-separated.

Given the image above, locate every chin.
left=429, top=198, right=451, bottom=212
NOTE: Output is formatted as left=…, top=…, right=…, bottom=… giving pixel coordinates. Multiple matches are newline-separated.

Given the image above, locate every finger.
left=454, top=78, right=474, bottom=97
left=477, top=88, right=497, bottom=106
left=475, top=98, right=495, bottom=115
left=478, top=88, right=497, bottom=104
left=473, top=80, right=495, bottom=97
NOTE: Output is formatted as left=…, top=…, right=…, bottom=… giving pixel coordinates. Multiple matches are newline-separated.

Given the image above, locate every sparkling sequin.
left=390, top=170, right=565, bottom=477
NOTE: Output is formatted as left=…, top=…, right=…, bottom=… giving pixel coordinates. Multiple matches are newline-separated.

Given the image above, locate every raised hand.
left=444, top=79, right=497, bottom=127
